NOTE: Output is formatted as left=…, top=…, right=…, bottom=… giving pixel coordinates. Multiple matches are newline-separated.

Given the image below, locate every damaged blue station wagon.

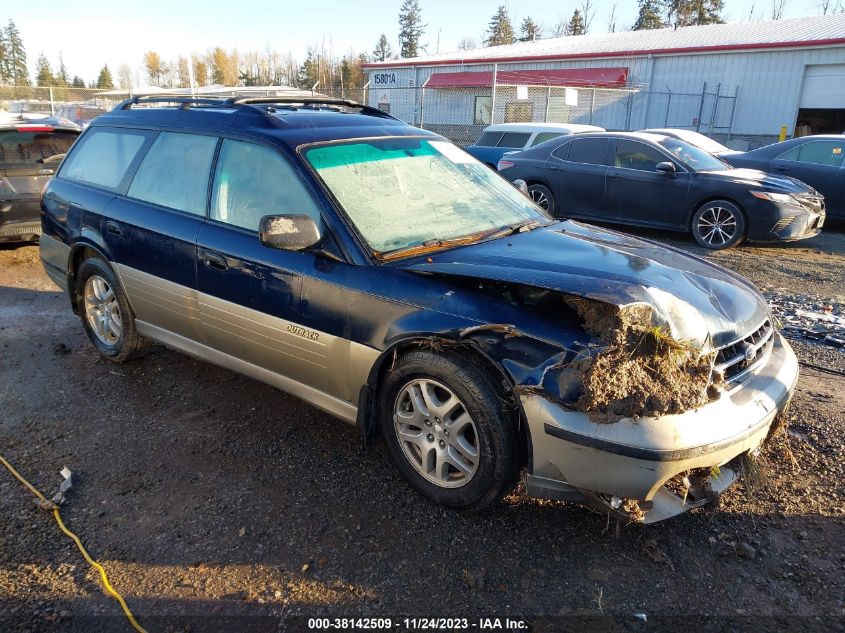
left=40, top=97, right=798, bottom=523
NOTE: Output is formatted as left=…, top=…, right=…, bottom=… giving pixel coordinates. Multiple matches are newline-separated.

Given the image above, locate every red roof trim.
left=361, top=37, right=845, bottom=69
left=424, top=67, right=629, bottom=88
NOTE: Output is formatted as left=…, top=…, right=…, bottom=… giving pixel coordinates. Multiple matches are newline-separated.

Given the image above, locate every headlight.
left=750, top=190, right=795, bottom=204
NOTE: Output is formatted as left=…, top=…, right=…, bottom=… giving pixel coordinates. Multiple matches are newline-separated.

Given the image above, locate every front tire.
left=527, top=184, right=555, bottom=214
left=691, top=200, right=746, bottom=249
left=378, top=350, right=519, bottom=511
left=76, top=257, right=151, bottom=362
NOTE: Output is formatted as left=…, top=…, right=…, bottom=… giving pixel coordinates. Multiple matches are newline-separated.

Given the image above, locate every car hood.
left=698, top=168, right=813, bottom=194
left=401, top=221, right=769, bottom=348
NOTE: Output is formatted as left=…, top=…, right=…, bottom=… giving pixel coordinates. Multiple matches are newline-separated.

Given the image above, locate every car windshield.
left=304, top=137, right=550, bottom=258
left=657, top=138, right=729, bottom=172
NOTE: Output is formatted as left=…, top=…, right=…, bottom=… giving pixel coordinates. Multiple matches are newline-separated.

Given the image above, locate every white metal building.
left=362, top=14, right=845, bottom=147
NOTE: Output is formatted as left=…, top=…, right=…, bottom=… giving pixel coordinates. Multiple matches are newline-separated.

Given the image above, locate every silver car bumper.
left=521, top=332, right=798, bottom=523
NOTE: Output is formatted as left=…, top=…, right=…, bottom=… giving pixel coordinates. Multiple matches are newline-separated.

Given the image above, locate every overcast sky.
left=12, top=0, right=830, bottom=85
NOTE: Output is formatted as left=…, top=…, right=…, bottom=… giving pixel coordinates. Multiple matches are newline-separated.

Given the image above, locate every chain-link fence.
left=1, top=81, right=738, bottom=144
left=0, top=86, right=130, bottom=127
left=347, top=81, right=738, bottom=146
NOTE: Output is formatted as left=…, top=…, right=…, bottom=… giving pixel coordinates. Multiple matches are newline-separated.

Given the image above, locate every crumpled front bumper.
left=521, top=332, right=798, bottom=523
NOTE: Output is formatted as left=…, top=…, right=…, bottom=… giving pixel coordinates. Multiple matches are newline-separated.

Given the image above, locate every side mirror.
left=259, top=214, right=322, bottom=252
left=656, top=161, right=676, bottom=174
left=513, top=179, right=529, bottom=195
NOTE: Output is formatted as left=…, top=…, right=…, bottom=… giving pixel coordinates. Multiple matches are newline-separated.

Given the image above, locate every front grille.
left=0, top=222, right=41, bottom=237
left=772, top=216, right=794, bottom=233
left=714, top=319, right=774, bottom=385
left=794, top=193, right=825, bottom=215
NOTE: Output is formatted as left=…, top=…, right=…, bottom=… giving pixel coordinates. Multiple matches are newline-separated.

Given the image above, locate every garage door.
left=800, top=64, right=845, bottom=109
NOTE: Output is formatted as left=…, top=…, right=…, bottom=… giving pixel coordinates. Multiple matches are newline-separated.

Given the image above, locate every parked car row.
left=472, top=122, right=842, bottom=249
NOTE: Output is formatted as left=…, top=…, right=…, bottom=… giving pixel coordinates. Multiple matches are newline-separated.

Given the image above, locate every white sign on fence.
left=516, top=85, right=528, bottom=100
left=565, top=88, right=578, bottom=106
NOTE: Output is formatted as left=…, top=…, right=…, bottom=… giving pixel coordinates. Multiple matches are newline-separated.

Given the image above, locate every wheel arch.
left=356, top=335, right=531, bottom=468
left=67, top=239, right=113, bottom=314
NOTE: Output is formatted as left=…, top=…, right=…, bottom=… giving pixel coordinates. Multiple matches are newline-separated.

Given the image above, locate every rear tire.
left=378, top=350, right=519, bottom=511
left=76, top=257, right=152, bottom=362
left=527, top=184, right=555, bottom=214
left=691, top=200, right=746, bottom=249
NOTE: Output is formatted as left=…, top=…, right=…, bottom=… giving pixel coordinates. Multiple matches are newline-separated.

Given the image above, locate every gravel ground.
left=1, top=230, right=844, bottom=633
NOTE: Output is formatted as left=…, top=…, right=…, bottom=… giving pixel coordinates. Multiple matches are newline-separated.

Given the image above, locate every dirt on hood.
left=565, top=298, right=722, bottom=420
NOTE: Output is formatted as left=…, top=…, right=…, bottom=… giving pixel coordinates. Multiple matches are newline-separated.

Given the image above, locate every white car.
left=642, top=128, right=737, bottom=157
left=467, top=122, right=605, bottom=167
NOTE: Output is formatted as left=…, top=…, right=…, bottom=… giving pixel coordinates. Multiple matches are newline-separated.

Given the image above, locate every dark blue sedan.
left=727, top=135, right=844, bottom=222
left=498, top=131, right=826, bottom=249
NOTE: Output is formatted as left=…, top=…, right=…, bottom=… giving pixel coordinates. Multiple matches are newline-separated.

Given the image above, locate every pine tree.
left=35, top=53, right=53, bottom=87
left=71, top=76, right=85, bottom=88
left=485, top=6, right=515, bottom=46
left=0, top=28, right=9, bottom=84
left=298, top=49, right=320, bottom=89
left=398, top=0, right=425, bottom=58
left=567, top=9, right=586, bottom=35
left=519, top=17, right=542, bottom=42
left=96, top=64, right=114, bottom=89
left=6, top=20, right=30, bottom=86
left=633, top=0, right=667, bottom=30
left=372, top=34, right=392, bottom=62
left=668, top=0, right=724, bottom=26
left=55, top=54, right=69, bottom=87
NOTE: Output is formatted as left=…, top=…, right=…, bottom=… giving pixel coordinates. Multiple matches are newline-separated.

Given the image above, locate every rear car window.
left=567, top=138, right=608, bottom=165
left=779, top=141, right=844, bottom=168
left=475, top=131, right=503, bottom=147
left=128, top=132, right=218, bottom=215
left=59, top=129, right=149, bottom=190
left=0, top=130, right=78, bottom=169
left=532, top=132, right=563, bottom=147
left=497, top=132, right=531, bottom=148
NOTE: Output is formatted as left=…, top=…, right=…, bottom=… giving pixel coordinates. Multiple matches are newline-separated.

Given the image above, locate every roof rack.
left=225, top=96, right=396, bottom=119
left=114, top=96, right=233, bottom=111
left=112, top=94, right=397, bottom=120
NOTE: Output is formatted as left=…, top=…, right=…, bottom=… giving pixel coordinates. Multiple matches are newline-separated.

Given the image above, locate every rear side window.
left=128, top=132, right=218, bottom=215
left=613, top=139, right=667, bottom=171
left=60, top=129, right=149, bottom=189
left=0, top=130, right=78, bottom=168
left=497, top=132, right=531, bottom=148
left=532, top=132, right=563, bottom=147
left=210, top=139, right=322, bottom=231
left=779, top=141, right=844, bottom=167
left=567, top=138, right=608, bottom=165
left=475, top=131, right=503, bottom=147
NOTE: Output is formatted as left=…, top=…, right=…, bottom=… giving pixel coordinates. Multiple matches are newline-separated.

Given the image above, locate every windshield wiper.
left=375, top=220, right=548, bottom=261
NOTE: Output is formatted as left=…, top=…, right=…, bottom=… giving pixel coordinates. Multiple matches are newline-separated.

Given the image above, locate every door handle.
left=203, top=251, right=229, bottom=271
left=608, top=172, right=622, bottom=179
left=105, top=221, right=123, bottom=236
left=774, top=165, right=790, bottom=172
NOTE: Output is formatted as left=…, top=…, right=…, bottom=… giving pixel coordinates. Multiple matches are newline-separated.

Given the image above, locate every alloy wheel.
left=696, top=206, right=737, bottom=246
left=83, top=275, right=122, bottom=345
left=393, top=378, right=480, bottom=488
left=529, top=188, right=549, bottom=210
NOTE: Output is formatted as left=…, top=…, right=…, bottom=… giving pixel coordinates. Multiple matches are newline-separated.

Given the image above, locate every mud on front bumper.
left=521, top=332, right=798, bottom=523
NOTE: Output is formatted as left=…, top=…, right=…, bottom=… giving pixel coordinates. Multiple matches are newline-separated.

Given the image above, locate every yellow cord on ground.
left=0, top=454, right=148, bottom=633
